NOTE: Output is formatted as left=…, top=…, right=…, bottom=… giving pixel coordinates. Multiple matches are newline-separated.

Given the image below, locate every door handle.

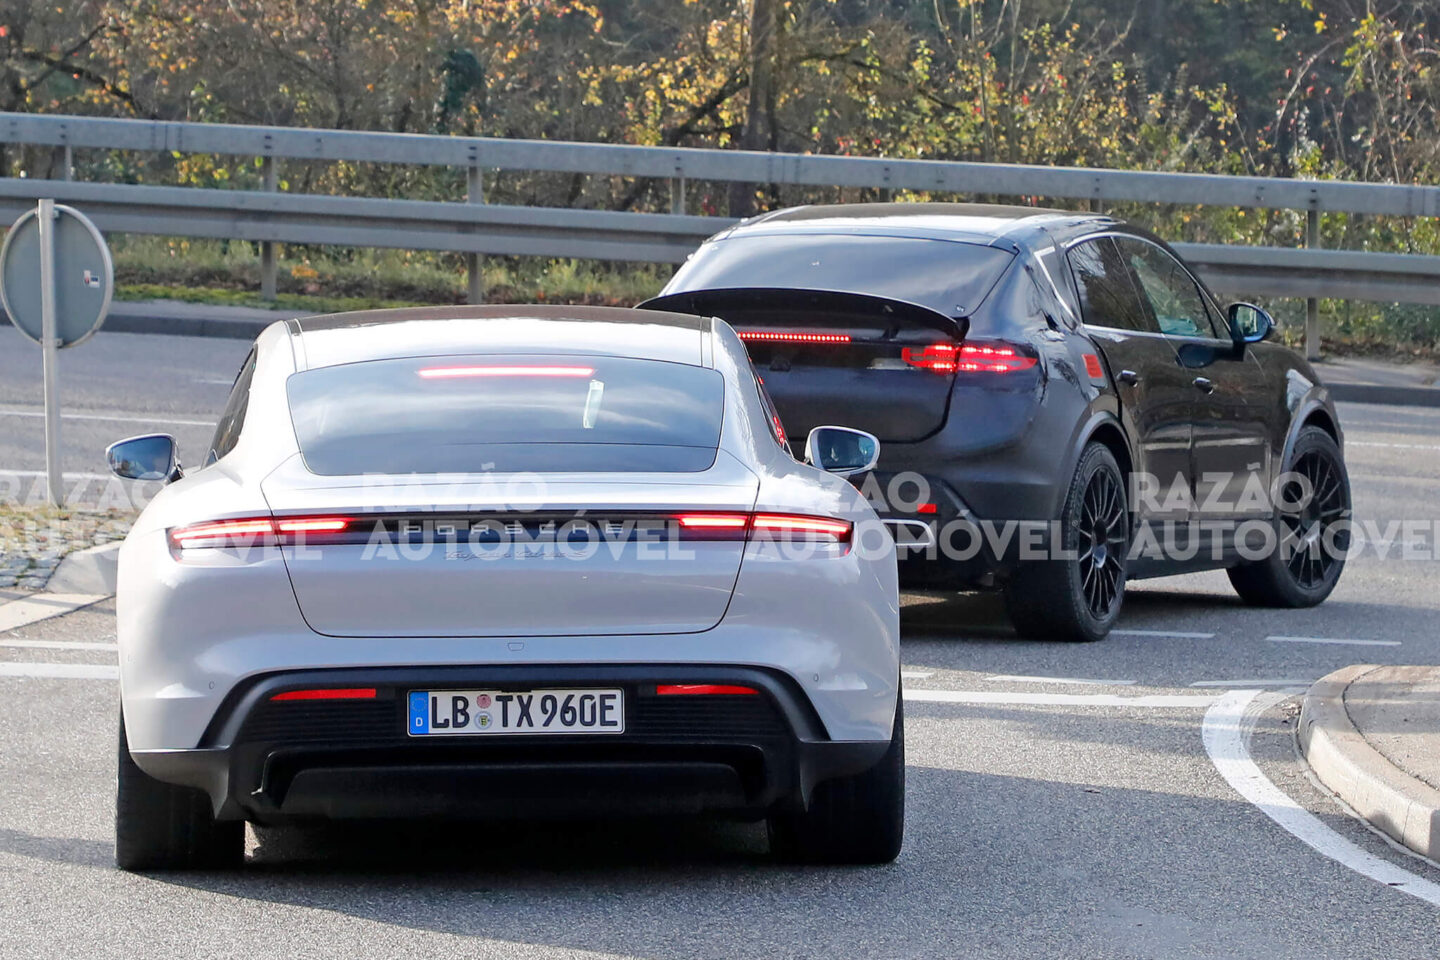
left=1117, top=369, right=1140, bottom=385
left=1193, top=377, right=1214, bottom=394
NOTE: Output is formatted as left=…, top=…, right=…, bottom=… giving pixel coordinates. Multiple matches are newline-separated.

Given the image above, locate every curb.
left=1298, top=664, right=1440, bottom=860
left=1327, top=383, right=1440, bottom=408
left=47, top=542, right=121, bottom=597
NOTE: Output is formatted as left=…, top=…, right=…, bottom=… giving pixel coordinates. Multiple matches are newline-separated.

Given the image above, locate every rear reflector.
left=270, top=688, right=377, bottom=702
left=737, top=331, right=851, bottom=344
left=902, top=341, right=1039, bottom=374
left=1083, top=353, right=1105, bottom=378
left=417, top=365, right=595, bottom=379
left=916, top=502, right=938, bottom=515
left=656, top=684, right=759, bottom=696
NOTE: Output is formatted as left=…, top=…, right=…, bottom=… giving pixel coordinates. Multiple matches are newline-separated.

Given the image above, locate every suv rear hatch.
left=644, top=287, right=977, bottom=443
left=642, top=233, right=1014, bottom=443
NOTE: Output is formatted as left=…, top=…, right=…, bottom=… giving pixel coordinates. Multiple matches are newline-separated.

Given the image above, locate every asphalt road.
left=3, top=329, right=1440, bottom=958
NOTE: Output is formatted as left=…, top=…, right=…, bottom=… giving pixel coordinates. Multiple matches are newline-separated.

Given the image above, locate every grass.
left=110, top=237, right=1440, bottom=361
left=111, top=236, right=668, bottom=310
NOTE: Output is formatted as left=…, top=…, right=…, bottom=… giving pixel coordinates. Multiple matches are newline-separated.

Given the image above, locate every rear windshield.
left=287, top=355, right=724, bottom=475
left=662, top=234, right=1013, bottom=316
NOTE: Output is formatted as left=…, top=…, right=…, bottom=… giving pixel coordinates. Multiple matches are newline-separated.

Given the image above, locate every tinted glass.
left=664, top=235, right=1014, bottom=316
left=1115, top=238, right=1220, bottom=339
left=207, top=348, right=256, bottom=465
left=286, top=355, right=725, bottom=475
left=1066, top=238, right=1155, bottom=333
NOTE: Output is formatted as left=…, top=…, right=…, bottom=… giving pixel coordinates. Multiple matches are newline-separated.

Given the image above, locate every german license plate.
left=406, top=688, right=624, bottom=736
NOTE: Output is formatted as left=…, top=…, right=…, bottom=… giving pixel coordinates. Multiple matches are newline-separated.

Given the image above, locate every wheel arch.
left=1048, top=409, right=1135, bottom=520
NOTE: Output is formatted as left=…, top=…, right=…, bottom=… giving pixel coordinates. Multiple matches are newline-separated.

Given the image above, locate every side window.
left=753, top=372, right=792, bottom=456
left=206, top=349, right=257, bottom=466
left=1065, top=238, right=1155, bottom=333
left=1115, top=238, right=1220, bottom=339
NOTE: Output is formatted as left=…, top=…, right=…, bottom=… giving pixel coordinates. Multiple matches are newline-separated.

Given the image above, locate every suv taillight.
left=901, top=340, right=1038, bottom=374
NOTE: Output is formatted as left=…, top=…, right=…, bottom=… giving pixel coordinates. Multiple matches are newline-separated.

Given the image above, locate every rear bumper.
left=131, top=664, right=890, bottom=823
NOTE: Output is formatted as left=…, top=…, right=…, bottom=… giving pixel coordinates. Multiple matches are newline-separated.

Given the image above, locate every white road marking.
left=904, top=688, right=1216, bottom=708
left=1202, top=689, right=1440, bottom=908
left=987, top=674, right=1137, bottom=686
left=0, top=639, right=116, bottom=651
left=0, top=408, right=214, bottom=427
left=0, top=594, right=109, bottom=632
left=1111, top=628, right=1216, bottom=639
left=1348, top=441, right=1440, bottom=452
left=1190, top=679, right=1313, bottom=688
left=0, top=662, right=118, bottom=679
left=1267, top=635, right=1401, bottom=647
left=900, top=670, right=934, bottom=679
left=0, top=469, right=115, bottom=482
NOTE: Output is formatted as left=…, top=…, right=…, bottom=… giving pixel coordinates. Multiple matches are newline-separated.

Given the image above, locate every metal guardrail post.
left=259, top=154, right=278, bottom=300
left=670, top=175, right=686, bottom=215
left=1306, top=203, right=1321, bottom=360
left=466, top=161, right=485, bottom=304
left=57, top=145, right=72, bottom=181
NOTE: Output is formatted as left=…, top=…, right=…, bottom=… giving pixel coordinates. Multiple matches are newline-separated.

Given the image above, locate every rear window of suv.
left=287, top=354, right=725, bottom=475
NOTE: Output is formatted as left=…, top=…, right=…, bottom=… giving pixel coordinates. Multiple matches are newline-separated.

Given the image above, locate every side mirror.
left=106, top=434, right=181, bottom=482
left=804, top=426, right=880, bottom=478
left=1228, top=302, right=1273, bottom=345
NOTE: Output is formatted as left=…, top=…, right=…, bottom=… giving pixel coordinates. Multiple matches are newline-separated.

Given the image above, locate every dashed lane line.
left=986, top=675, right=1137, bottom=686
left=0, top=639, right=117, bottom=651
left=1190, top=679, right=1313, bottom=689
left=0, top=662, right=118, bottom=679
left=0, top=408, right=215, bottom=427
left=1111, top=629, right=1216, bottom=639
left=1267, top=635, right=1401, bottom=647
left=904, top=688, right=1217, bottom=708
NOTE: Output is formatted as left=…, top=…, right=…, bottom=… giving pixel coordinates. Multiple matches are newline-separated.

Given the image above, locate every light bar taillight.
left=751, top=514, right=852, bottom=539
left=672, top=512, right=852, bottom=543
left=901, top=341, right=1038, bottom=374
left=417, top=365, right=595, bottom=379
left=270, top=687, right=377, bottom=702
left=657, top=684, right=759, bottom=696
left=169, top=515, right=353, bottom=549
left=737, top=331, right=851, bottom=344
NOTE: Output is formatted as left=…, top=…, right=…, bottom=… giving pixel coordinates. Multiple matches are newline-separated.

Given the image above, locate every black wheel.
left=1004, top=442, right=1128, bottom=642
left=1228, top=426, right=1350, bottom=607
left=116, top=713, right=243, bottom=871
left=768, top=697, right=904, bottom=865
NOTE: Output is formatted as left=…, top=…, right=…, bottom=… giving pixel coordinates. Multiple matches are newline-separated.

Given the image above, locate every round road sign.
left=1, top=203, right=113, bottom=348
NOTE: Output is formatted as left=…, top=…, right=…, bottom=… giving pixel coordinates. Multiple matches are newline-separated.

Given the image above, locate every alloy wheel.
left=1077, top=466, right=1128, bottom=619
left=1278, top=446, right=1350, bottom=589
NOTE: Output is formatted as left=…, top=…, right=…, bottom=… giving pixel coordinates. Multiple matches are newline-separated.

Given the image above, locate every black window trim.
left=1064, top=230, right=1236, bottom=347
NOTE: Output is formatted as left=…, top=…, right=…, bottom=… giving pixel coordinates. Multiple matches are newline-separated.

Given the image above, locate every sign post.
left=1, top=202, right=112, bottom=506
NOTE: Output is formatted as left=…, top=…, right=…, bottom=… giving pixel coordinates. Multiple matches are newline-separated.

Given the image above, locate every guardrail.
left=5, top=112, right=1440, bottom=353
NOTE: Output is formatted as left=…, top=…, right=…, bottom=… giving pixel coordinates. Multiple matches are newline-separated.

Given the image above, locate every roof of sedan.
left=287, top=304, right=712, bottom=370
left=724, top=202, right=1106, bottom=246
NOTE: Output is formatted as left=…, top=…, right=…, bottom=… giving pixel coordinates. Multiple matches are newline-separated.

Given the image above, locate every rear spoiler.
left=639, top=288, right=969, bottom=343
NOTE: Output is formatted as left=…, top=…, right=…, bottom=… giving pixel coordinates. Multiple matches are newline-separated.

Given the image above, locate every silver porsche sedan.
left=106, top=305, right=902, bottom=870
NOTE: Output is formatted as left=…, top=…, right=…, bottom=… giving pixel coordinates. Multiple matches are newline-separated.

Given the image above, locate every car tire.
left=768, top=698, right=904, bottom=865
left=1004, top=442, right=1128, bottom=643
left=116, top=713, right=243, bottom=871
left=1227, top=426, right=1350, bottom=608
